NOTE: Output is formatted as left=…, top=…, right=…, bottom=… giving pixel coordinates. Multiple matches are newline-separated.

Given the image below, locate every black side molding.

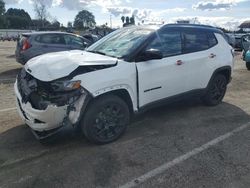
left=144, top=86, right=162, bottom=93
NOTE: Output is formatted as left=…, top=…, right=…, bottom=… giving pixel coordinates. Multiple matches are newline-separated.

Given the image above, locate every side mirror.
left=136, top=49, right=163, bottom=62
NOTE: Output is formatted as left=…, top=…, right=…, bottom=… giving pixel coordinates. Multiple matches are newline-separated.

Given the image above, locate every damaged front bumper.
left=14, top=75, right=89, bottom=139
left=15, top=81, right=68, bottom=131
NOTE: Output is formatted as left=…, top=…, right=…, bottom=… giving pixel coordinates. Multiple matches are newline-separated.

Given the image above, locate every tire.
left=202, top=74, right=227, bottom=106
left=246, top=62, right=250, bottom=70
left=81, top=94, right=130, bottom=144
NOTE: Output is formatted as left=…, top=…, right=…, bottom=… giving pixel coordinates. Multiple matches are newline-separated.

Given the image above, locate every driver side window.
left=146, top=30, right=182, bottom=57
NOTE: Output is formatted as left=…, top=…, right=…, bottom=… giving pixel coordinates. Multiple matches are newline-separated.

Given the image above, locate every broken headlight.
left=50, top=80, right=82, bottom=92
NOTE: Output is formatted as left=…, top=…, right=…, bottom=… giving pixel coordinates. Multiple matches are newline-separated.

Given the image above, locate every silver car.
left=15, top=32, right=91, bottom=65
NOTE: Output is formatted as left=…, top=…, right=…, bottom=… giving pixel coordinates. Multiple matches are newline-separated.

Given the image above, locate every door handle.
left=176, top=60, right=183, bottom=65
left=209, top=53, right=216, bottom=58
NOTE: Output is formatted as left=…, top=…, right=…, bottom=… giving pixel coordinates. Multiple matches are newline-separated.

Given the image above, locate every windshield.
left=87, top=27, right=153, bottom=58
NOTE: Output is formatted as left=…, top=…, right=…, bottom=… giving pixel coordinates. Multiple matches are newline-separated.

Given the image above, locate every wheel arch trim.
left=91, top=85, right=138, bottom=112
left=206, top=66, right=232, bottom=89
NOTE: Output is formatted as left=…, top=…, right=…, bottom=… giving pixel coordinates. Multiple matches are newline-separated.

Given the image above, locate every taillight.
left=22, top=39, right=31, bottom=51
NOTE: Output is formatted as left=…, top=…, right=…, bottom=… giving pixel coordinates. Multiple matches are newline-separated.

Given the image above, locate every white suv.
left=15, top=24, right=234, bottom=144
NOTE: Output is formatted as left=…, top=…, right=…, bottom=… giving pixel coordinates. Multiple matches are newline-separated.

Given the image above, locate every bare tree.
left=33, top=0, right=48, bottom=28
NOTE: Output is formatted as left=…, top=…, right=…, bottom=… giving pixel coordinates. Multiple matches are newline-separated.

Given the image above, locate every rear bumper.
left=14, top=81, right=68, bottom=132
left=15, top=52, right=27, bottom=65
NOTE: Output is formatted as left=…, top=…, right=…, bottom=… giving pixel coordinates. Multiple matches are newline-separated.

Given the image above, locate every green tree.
left=123, top=16, right=134, bottom=27
left=0, top=0, right=5, bottom=15
left=130, top=16, right=135, bottom=25
left=31, top=19, right=51, bottom=30
left=0, top=0, right=5, bottom=28
left=5, top=8, right=31, bottom=29
left=121, top=16, right=125, bottom=23
left=125, top=16, right=130, bottom=24
left=74, top=10, right=96, bottom=29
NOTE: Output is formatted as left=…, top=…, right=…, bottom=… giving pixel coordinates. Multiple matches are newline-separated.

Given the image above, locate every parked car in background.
left=15, top=24, right=234, bottom=144
left=245, top=50, right=250, bottom=70
left=225, top=33, right=236, bottom=47
left=0, top=35, right=19, bottom=41
left=234, top=33, right=245, bottom=50
left=15, top=32, right=92, bottom=65
left=11, top=35, right=20, bottom=41
left=241, top=34, right=250, bottom=70
left=81, top=34, right=100, bottom=43
left=2, top=36, right=12, bottom=41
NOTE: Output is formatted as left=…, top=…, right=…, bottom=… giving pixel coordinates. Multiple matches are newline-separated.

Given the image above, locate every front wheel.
left=246, top=62, right=250, bottom=70
left=202, top=74, right=227, bottom=106
left=81, top=94, right=130, bottom=144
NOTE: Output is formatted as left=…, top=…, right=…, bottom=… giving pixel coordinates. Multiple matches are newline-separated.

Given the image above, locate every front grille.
left=17, top=98, right=29, bottom=120
left=17, top=70, right=24, bottom=98
left=17, top=69, right=51, bottom=110
left=17, top=68, right=36, bottom=103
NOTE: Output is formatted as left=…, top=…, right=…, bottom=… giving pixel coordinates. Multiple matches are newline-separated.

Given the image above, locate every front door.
left=136, top=29, right=188, bottom=107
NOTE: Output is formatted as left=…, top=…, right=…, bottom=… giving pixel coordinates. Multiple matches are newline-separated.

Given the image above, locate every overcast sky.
left=3, top=0, right=250, bottom=30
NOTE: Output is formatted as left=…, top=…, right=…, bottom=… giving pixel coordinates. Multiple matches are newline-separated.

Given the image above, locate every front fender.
left=92, top=84, right=138, bottom=112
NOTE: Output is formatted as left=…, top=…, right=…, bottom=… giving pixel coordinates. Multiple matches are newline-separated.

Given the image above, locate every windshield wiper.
left=87, top=50, right=106, bottom=56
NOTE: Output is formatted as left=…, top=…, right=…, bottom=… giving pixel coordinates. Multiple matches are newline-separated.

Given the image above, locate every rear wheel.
left=81, top=94, right=130, bottom=144
left=246, top=62, right=250, bottom=70
left=202, top=74, right=227, bottom=106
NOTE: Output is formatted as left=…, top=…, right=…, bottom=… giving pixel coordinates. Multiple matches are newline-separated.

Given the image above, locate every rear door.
left=181, top=29, right=219, bottom=90
left=136, top=28, right=189, bottom=107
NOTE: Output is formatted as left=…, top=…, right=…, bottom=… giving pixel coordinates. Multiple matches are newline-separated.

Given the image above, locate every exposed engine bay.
left=18, top=68, right=84, bottom=110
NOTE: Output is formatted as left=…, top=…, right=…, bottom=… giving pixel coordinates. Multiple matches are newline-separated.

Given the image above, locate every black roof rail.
left=161, top=23, right=224, bottom=34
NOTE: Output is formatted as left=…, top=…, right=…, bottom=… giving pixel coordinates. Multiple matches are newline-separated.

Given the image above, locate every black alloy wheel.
left=202, top=74, right=227, bottom=106
left=81, top=95, right=130, bottom=144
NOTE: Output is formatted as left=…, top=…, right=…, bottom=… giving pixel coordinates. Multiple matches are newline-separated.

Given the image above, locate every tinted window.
left=36, top=34, right=66, bottom=45
left=207, top=33, right=218, bottom=47
left=64, top=35, right=85, bottom=48
left=183, top=31, right=209, bottom=53
left=146, top=30, right=182, bottom=57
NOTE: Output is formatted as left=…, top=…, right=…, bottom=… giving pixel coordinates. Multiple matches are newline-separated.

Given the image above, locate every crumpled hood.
left=25, top=50, right=117, bottom=82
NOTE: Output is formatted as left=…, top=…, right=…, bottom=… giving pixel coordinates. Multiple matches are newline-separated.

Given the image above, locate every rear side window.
left=35, top=34, right=66, bottom=45
left=183, top=31, right=217, bottom=53
left=207, top=33, right=218, bottom=47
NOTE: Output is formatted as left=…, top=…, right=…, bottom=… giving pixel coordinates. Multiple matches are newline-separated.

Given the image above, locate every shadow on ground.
left=0, top=68, right=21, bottom=84
left=6, top=54, right=16, bottom=59
left=0, top=98, right=249, bottom=169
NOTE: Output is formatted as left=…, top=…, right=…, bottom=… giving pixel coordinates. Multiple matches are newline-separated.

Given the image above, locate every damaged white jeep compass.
left=15, top=24, right=234, bottom=144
